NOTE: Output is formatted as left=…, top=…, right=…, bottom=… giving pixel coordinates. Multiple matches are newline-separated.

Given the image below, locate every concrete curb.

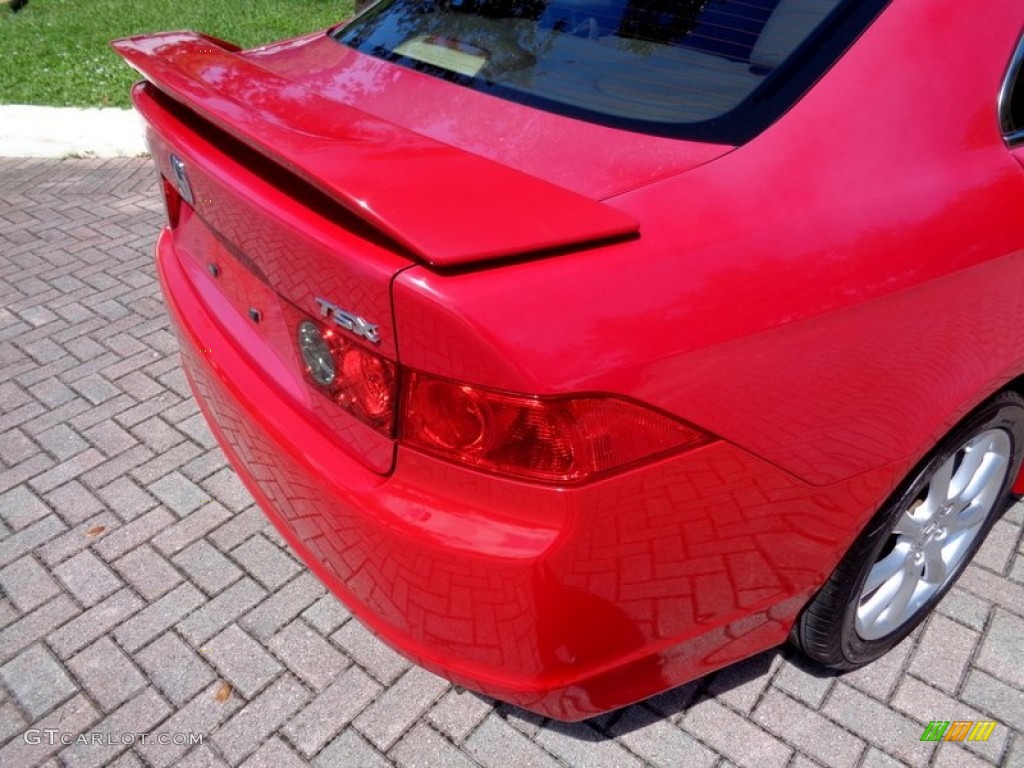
left=0, top=104, right=147, bottom=158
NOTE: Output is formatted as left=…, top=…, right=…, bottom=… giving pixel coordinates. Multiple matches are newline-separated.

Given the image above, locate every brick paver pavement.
left=2, top=156, right=1023, bottom=768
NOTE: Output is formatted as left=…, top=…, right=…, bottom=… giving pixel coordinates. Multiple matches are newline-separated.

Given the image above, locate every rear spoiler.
left=112, top=31, right=639, bottom=267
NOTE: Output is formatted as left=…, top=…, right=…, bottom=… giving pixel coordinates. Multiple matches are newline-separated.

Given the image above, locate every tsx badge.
left=315, top=297, right=381, bottom=344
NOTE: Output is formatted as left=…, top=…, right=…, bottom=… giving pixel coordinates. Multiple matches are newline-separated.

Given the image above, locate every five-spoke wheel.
left=793, top=392, right=1024, bottom=669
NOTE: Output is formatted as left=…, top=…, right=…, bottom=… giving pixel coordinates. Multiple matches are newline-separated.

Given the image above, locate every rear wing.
left=112, top=31, right=639, bottom=267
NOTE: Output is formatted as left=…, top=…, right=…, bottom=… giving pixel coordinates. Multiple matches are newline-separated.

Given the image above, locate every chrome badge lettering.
left=315, top=298, right=381, bottom=344
left=169, top=154, right=194, bottom=206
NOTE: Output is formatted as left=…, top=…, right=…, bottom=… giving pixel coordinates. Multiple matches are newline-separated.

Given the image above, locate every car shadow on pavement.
left=490, top=645, right=840, bottom=741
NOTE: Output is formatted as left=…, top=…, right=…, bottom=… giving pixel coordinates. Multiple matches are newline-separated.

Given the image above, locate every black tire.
left=792, top=390, right=1024, bottom=669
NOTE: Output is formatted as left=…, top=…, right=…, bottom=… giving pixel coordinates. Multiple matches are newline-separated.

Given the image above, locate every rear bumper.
left=157, top=227, right=886, bottom=719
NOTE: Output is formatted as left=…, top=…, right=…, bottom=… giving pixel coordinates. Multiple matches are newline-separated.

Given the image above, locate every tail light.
left=161, top=176, right=183, bottom=228
left=401, top=372, right=711, bottom=484
left=295, top=316, right=397, bottom=435
left=294, top=316, right=711, bottom=484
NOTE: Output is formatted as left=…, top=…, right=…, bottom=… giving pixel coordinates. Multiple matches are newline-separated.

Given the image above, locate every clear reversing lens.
left=297, top=320, right=336, bottom=387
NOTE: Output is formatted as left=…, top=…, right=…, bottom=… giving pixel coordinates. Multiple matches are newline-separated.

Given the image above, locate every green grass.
left=0, top=0, right=353, bottom=108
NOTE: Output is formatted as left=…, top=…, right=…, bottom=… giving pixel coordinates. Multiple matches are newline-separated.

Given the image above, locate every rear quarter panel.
left=394, top=0, right=1024, bottom=491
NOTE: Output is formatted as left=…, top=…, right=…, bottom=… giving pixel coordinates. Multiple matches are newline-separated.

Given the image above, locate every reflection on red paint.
left=120, top=0, right=1024, bottom=721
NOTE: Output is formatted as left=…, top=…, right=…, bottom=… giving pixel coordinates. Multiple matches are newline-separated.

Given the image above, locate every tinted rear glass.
left=335, top=0, right=888, bottom=143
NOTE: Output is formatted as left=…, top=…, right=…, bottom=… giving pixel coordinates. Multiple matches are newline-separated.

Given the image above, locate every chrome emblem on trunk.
left=169, top=154, right=194, bottom=206
left=315, top=298, right=381, bottom=344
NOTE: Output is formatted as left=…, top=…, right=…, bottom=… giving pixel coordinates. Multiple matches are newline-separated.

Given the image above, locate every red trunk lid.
left=135, top=83, right=405, bottom=472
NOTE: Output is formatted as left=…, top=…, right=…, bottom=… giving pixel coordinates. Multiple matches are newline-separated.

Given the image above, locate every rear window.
left=335, top=0, right=889, bottom=143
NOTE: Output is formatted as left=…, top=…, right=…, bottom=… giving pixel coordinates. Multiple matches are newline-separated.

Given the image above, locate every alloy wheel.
left=855, top=429, right=1012, bottom=640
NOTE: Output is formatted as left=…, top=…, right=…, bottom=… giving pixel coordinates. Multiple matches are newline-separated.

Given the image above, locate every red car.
left=115, top=0, right=1024, bottom=720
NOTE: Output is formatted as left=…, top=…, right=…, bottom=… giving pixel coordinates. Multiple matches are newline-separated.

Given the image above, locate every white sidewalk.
left=0, top=105, right=147, bottom=158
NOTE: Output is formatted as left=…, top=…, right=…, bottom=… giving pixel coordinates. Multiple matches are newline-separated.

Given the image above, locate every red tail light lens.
left=161, top=176, right=183, bottom=228
left=401, top=372, right=711, bottom=484
left=292, top=311, right=709, bottom=482
left=335, top=344, right=395, bottom=428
